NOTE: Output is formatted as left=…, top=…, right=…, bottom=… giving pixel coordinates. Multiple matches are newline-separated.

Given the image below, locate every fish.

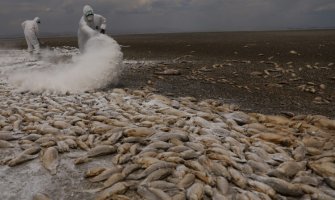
left=0, top=140, right=14, bottom=148
left=8, top=153, right=38, bottom=167
left=186, top=182, right=204, bottom=200
left=33, top=193, right=51, bottom=200
left=41, top=147, right=59, bottom=175
left=87, top=145, right=116, bottom=158
left=177, top=173, right=196, bottom=189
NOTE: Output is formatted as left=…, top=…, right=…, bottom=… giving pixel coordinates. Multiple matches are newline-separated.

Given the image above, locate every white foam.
left=8, top=34, right=123, bottom=93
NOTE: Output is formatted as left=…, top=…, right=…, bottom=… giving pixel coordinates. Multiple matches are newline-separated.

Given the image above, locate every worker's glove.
left=100, top=29, right=105, bottom=34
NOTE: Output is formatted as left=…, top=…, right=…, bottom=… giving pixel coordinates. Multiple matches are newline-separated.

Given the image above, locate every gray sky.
left=1, top=0, right=335, bottom=37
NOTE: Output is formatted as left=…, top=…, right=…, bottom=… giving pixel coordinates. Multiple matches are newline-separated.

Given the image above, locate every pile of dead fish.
left=0, top=85, right=335, bottom=200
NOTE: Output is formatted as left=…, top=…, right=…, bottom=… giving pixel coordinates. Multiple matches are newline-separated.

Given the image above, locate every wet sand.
left=1, top=30, right=335, bottom=118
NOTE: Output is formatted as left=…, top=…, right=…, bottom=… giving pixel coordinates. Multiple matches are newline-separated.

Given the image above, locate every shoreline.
left=1, top=30, right=334, bottom=118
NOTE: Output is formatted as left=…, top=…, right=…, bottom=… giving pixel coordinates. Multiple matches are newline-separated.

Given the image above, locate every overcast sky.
left=1, top=0, right=335, bottom=37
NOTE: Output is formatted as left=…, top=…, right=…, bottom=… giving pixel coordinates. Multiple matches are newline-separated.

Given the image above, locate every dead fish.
left=90, top=166, right=123, bottom=183
left=35, top=136, right=55, bottom=144
left=130, top=143, right=140, bottom=155
left=212, top=188, right=228, bottom=200
left=8, top=153, right=38, bottom=167
left=204, top=184, right=213, bottom=197
left=253, top=141, right=276, bottom=154
left=74, top=156, right=92, bottom=165
left=174, top=165, right=188, bottom=178
left=137, top=185, right=160, bottom=200
left=180, top=150, right=200, bottom=160
left=163, top=156, right=185, bottom=164
left=300, top=184, right=334, bottom=200
left=41, top=147, right=59, bottom=175
left=24, top=113, right=42, bottom=122
left=184, top=160, right=206, bottom=172
left=212, top=162, right=231, bottom=178
left=91, top=115, right=109, bottom=122
left=145, top=141, right=173, bottom=150
left=228, top=167, right=247, bottom=189
left=135, top=157, right=161, bottom=168
left=169, top=146, right=190, bottom=153
left=320, top=185, right=335, bottom=198
left=157, top=152, right=180, bottom=160
left=313, top=118, right=335, bottom=130
left=122, top=136, right=147, bottom=144
left=20, top=143, right=38, bottom=151
left=250, top=175, right=304, bottom=197
left=56, top=141, right=70, bottom=153
left=122, top=164, right=141, bottom=177
left=268, top=161, right=306, bottom=178
left=187, top=182, right=204, bottom=200
left=309, top=161, right=335, bottom=177
left=21, top=134, right=42, bottom=141
left=246, top=152, right=264, bottom=163
left=107, top=131, right=123, bottom=144
left=292, top=176, right=320, bottom=186
left=256, top=133, right=293, bottom=146
left=302, top=136, right=325, bottom=148
left=40, top=141, right=57, bottom=148
left=148, top=181, right=178, bottom=191
left=178, top=173, right=195, bottom=189
left=64, top=138, right=77, bottom=149
left=37, top=124, right=60, bottom=135
left=247, top=179, right=276, bottom=198
left=158, top=107, right=187, bottom=118
left=22, top=146, right=41, bottom=155
left=109, top=195, right=131, bottom=200
left=192, top=171, right=215, bottom=186
left=85, top=167, right=107, bottom=178
left=148, top=187, right=172, bottom=200
left=216, top=176, right=229, bottom=195
left=207, top=153, right=239, bottom=169
left=293, top=144, right=306, bottom=161
left=325, top=177, right=335, bottom=189
left=103, top=173, right=125, bottom=188
left=0, top=131, right=17, bottom=141
left=172, top=192, right=186, bottom=200
left=95, top=182, right=128, bottom=200
left=142, top=168, right=173, bottom=184
left=33, top=193, right=51, bottom=200
left=0, top=140, right=14, bottom=148
left=144, top=162, right=177, bottom=179
left=70, top=126, right=86, bottom=135
left=13, top=119, right=22, bottom=131
left=53, top=121, right=71, bottom=129
left=151, top=131, right=188, bottom=142
left=87, top=145, right=116, bottom=158
left=124, top=127, right=155, bottom=137
left=87, top=134, right=95, bottom=148
left=90, top=122, right=113, bottom=135
left=247, top=160, right=271, bottom=175
left=117, top=143, right=133, bottom=154
left=76, top=139, right=90, bottom=151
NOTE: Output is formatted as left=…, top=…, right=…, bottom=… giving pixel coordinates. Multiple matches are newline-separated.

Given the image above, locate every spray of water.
left=9, top=34, right=123, bottom=93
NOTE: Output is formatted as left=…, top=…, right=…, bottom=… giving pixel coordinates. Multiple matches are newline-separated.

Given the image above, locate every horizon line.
left=1, top=28, right=335, bottom=40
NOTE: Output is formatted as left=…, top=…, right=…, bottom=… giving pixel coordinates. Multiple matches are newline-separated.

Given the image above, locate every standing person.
left=78, top=5, right=107, bottom=53
left=21, top=17, right=41, bottom=54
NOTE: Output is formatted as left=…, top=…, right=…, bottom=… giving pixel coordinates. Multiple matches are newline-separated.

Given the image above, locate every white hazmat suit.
left=21, top=17, right=40, bottom=53
left=78, top=5, right=107, bottom=53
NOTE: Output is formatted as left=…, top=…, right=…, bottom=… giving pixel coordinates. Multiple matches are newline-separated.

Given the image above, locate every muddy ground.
left=1, top=30, right=335, bottom=118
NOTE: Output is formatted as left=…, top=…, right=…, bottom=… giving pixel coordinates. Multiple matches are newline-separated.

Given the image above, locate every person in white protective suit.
left=21, top=17, right=41, bottom=54
left=78, top=5, right=107, bottom=53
